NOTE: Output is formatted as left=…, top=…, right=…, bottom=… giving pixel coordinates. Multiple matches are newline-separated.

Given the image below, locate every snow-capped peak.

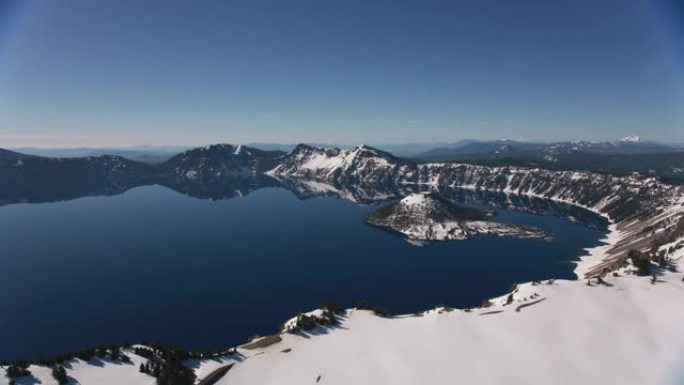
left=619, top=135, right=643, bottom=143
left=400, top=192, right=433, bottom=207
left=269, top=143, right=396, bottom=178
left=398, top=192, right=455, bottom=215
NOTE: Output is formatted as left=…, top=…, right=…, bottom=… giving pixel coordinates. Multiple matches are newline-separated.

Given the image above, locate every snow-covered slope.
left=218, top=255, right=684, bottom=385
left=0, top=350, right=155, bottom=385
left=365, top=192, right=548, bottom=242
left=267, top=144, right=405, bottom=184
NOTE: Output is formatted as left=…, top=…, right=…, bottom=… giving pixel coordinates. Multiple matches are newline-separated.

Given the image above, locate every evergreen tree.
left=5, top=360, right=31, bottom=380
left=628, top=249, right=651, bottom=276
left=109, top=346, right=121, bottom=360
left=52, top=366, right=68, bottom=385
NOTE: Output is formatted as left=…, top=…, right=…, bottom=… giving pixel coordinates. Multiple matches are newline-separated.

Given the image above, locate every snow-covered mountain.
left=618, top=135, right=643, bottom=143
left=365, top=192, right=548, bottom=243
left=268, top=144, right=673, bottom=222
left=545, top=136, right=671, bottom=154
left=420, top=137, right=674, bottom=158
left=267, top=144, right=407, bottom=185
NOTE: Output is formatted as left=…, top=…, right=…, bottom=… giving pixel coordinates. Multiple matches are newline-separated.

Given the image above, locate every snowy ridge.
left=270, top=144, right=672, bottom=222
left=219, top=252, right=684, bottom=385
left=267, top=144, right=401, bottom=182
left=0, top=350, right=155, bottom=385
left=619, top=135, right=643, bottom=143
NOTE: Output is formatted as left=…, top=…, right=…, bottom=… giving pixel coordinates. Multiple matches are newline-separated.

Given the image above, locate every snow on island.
left=365, top=192, right=549, bottom=243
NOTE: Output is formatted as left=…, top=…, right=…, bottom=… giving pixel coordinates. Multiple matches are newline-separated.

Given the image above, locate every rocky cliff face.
left=268, top=145, right=678, bottom=223
left=407, top=164, right=670, bottom=222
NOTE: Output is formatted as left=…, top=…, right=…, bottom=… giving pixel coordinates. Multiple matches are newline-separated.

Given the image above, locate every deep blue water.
left=0, top=186, right=606, bottom=359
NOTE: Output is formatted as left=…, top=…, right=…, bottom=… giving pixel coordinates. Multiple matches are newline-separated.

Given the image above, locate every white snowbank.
left=573, top=223, right=622, bottom=277
left=220, top=260, right=684, bottom=385
left=0, top=350, right=155, bottom=385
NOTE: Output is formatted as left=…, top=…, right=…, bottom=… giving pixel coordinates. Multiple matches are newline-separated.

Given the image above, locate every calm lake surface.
left=0, top=185, right=607, bottom=359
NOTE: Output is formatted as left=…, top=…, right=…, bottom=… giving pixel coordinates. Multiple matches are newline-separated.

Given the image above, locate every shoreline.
left=7, top=235, right=681, bottom=385
left=3, top=178, right=682, bottom=385
left=400, top=181, right=623, bottom=278
left=0, top=185, right=617, bottom=363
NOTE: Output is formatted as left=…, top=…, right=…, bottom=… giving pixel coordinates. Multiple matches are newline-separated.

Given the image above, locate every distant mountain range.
left=407, top=137, right=684, bottom=183
left=11, top=136, right=682, bottom=161
left=417, top=136, right=678, bottom=160
left=10, top=146, right=190, bottom=164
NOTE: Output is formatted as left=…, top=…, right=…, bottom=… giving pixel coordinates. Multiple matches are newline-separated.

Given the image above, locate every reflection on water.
left=0, top=173, right=608, bottom=229
left=0, top=175, right=607, bottom=359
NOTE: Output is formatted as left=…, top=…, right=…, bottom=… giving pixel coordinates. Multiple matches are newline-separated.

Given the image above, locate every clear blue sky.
left=0, top=0, right=682, bottom=147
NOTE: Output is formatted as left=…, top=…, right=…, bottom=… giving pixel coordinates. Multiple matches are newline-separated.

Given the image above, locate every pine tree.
left=52, top=366, right=68, bottom=385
